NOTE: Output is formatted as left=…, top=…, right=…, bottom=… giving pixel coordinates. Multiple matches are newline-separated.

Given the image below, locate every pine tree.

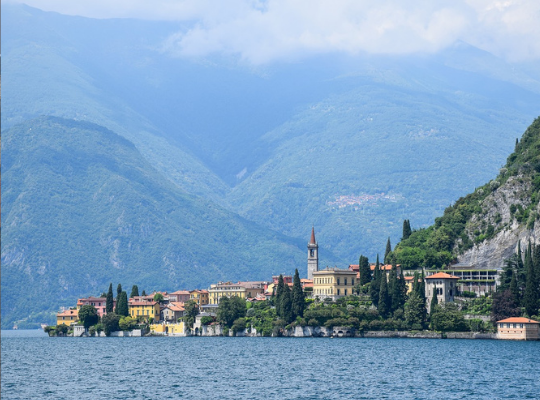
left=106, top=283, right=114, bottom=314
left=130, top=285, right=139, bottom=298
left=418, top=271, right=426, bottom=303
left=359, top=255, right=371, bottom=286
left=384, top=238, right=392, bottom=264
left=402, top=219, right=412, bottom=240
left=378, top=274, right=390, bottom=317
left=292, top=269, right=305, bottom=319
left=117, top=283, right=122, bottom=298
left=142, top=290, right=147, bottom=296
left=510, top=270, right=520, bottom=305
left=370, top=261, right=381, bottom=307
left=276, top=275, right=285, bottom=316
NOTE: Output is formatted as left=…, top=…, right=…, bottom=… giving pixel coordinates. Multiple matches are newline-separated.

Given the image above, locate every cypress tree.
left=370, top=261, right=381, bottom=306
left=276, top=275, right=285, bottom=316
left=292, top=269, right=305, bottom=319
left=359, top=255, right=371, bottom=286
left=510, top=270, right=520, bottom=305
left=418, top=271, right=426, bottom=303
left=384, top=238, right=392, bottom=264
left=117, top=283, right=122, bottom=298
left=378, top=274, right=390, bottom=317
left=402, top=219, right=412, bottom=240
left=106, top=283, right=114, bottom=314
left=524, top=248, right=538, bottom=317
left=376, top=254, right=380, bottom=270
left=281, top=284, right=293, bottom=323
left=430, top=285, right=439, bottom=313
left=142, top=290, right=147, bottom=296
left=117, top=292, right=129, bottom=317
left=130, top=285, right=139, bottom=298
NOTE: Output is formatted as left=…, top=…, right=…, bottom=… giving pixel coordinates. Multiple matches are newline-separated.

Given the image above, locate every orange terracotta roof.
left=425, top=272, right=459, bottom=280
left=167, top=303, right=185, bottom=312
left=129, top=301, right=157, bottom=306
left=369, top=264, right=400, bottom=271
left=497, top=317, right=539, bottom=324
left=300, top=279, right=313, bottom=283
left=171, top=290, right=190, bottom=295
left=57, top=309, right=78, bottom=317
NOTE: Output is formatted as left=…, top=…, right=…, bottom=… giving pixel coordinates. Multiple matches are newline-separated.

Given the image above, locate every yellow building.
left=313, top=268, right=357, bottom=301
left=208, top=282, right=265, bottom=304
left=56, top=309, right=78, bottom=326
left=129, top=300, right=160, bottom=322
left=189, top=290, right=209, bottom=308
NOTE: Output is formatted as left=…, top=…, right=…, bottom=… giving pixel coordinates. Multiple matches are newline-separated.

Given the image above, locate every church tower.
left=307, top=227, right=319, bottom=280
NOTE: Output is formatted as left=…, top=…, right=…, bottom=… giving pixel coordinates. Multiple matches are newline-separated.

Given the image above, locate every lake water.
left=1, top=330, right=539, bottom=399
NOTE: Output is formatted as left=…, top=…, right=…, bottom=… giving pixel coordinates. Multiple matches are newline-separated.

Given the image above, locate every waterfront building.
left=77, top=297, right=115, bottom=318
left=169, top=290, right=190, bottom=303
left=189, top=289, right=209, bottom=308
left=162, top=302, right=185, bottom=323
left=497, top=317, right=539, bottom=340
left=433, top=265, right=499, bottom=296
left=56, top=309, right=78, bottom=326
left=129, top=300, right=160, bottom=322
left=425, top=272, right=459, bottom=313
left=307, top=227, right=319, bottom=280
left=208, top=281, right=266, bottom=304
left=312, top=267, right=357, bottom=301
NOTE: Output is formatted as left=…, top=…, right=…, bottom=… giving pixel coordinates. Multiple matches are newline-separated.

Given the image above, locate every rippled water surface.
left=2, top=330, right=539, bottom=399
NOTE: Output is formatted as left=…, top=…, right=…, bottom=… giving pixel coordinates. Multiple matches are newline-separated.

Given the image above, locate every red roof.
left=425, top=272, right=459, bottom=280
left=171, top=290, right=190, bottom=295
left=129, top=301, right=157, bottom=306
left=497, top=317, right=539, bottom=324
left=57, top=309, right=78, bottom=317
left=309, top=227, right=316, bottom=245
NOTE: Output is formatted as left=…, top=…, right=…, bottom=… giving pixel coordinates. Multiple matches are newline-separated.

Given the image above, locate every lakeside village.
left=49, top=228, right=540, bottom=340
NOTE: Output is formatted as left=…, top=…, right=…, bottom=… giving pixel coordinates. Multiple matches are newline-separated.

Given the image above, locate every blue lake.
left=1, top=330, right=539, bottom=399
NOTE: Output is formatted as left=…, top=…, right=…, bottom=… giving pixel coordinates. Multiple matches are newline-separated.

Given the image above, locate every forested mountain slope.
left=391, top=117, right=540, bottom=270
left=0, top=117, right=309, bottom=328
left=3, top=3, right=540, bottom=262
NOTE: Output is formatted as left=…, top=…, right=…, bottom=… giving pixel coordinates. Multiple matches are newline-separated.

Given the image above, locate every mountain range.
left=2, top=3, right=540, bottom=327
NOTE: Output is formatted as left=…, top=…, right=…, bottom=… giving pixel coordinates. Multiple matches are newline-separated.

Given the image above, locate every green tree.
left=378, top=274, right=390, bottom=317
left=280, top=284, right=293, bottom=323
left=78, top=305, right=99, bottom=329
left=430, top=286, right=439, bottom=313
left=510, top=270, right=520, bottom=305
left=358, top=255, right=371, bottom=286
left=370, top=255, right=381, bottom=306
left=117, top=283, right=122, bottom=298
left=183, top=300, right=199, bottom=329
left=102, top=313, right=121, bottom=336
left=116, top=291, right=129, bottom=317
left=491, top=290, right=521, bottom=322
left=130, top=285, right=139, bottom=298
left=524, top=248, right=538, bottom=317
left=119, top=316, right=136, bottom=331
left=404, top=291, right=425, bottom=329
left=384, top=238, right=392, bottom=264
left=142, top=290, right=147, bottom=296
left=153, top=293, right=164, bottom=303
left=56, top=324, right=69, bottom=335
left=217, top=296, right=247, bottom=328
left=275, top=275, right=285, bottom=316
left=430, top=303, right=468, bottom=332
left=106, top=283, right=114, bottom=313
left=292, top=269, right=305, bottom=319
left=402, top=219, right=412, bottom=240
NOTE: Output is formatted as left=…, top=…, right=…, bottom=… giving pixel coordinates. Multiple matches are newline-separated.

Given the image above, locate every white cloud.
left=6, top=0, right=540, bottom=63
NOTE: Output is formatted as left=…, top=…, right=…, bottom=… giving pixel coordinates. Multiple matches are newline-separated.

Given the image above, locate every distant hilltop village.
left=49, top=227, right=540, bottom=341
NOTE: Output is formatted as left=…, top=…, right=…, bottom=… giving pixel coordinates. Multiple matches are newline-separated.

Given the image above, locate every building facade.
left=425, top=272, right=459, bottom=313
left=497, top=317, right=539, bottom=340
left=189, top=290, right=209, bottom=308
left=77, top=297, right=115, bottom=318
left=129, top=300, right=160, bottom=322
left=56, top=309, right=78, bottom=326
left=437, top=267, right=499, bottom=296
left=312, top=268, right=357, bottom=301
left=307, top=227, right=319, bottom=280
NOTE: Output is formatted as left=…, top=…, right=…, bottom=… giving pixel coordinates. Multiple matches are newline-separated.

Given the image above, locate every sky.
left=5, top=0, right=540, bottom=64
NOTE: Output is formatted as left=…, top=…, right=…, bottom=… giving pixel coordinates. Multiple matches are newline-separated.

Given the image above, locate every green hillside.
left=1, top=117, right=311, bottom=329
left=390, top=116, right=540, bottom=269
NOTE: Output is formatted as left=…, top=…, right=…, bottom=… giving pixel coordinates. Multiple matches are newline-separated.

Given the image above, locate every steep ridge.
left=0, top=117, right=312, bottom=328
left=391, top=117, right=540, bottom=270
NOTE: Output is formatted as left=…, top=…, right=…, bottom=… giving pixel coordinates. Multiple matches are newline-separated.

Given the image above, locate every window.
left=344, top=278, right=348, bottom=286
left=337, top=278, right=341, bottom=285
left=337, top=289, right=340, bottom=296
left=520, top=324, right=524, bottom=328
left=351, top=278, right=354, bottom=286
left=344, top=289, right=348, bottom=295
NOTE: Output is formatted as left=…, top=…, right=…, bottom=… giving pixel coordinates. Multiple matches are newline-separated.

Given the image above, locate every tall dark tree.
left=402, top=219, right=412, bottom=240
left=524, top=247, right=538, bottom=317
left=217, top=296, right=247, bottom=328
left=384, top=238, right=392, bottom=264
left=292, top=269, right=305, bottom=319
left=404, top=291, right=425, bottom=328
left=275, top=274, right=285, bottom=316
left=510, top=270, right=520, bottom=305
left=359, top=255, right=371, bottom=286
left=418, top=271, right=426, bottom=303
left=378, top=274, right=390, bottom=317
left=142, top=290, right=147, bottom=296
left=106, top=283, right=114, bottom=314
left=430, top=286, right=439, bottom=313
left=280, top=284, right=293, bottom=323
left=117, top=283, right=122, bottom=298
left=116, top=291, right=129, bottom=316
left=370, top=260, right=381, bottom=307
left=130, top=285, right=139, bottom=298
left=183, top=300, right=199, bottom=329
left=491, top=290, right=521, bottom=322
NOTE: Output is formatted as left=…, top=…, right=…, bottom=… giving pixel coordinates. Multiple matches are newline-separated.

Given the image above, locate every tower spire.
left=310, top=226, right=316, bottom=245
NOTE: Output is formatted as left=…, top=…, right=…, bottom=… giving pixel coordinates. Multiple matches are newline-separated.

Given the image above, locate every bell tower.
left=307, top=227, right=319, bottom=280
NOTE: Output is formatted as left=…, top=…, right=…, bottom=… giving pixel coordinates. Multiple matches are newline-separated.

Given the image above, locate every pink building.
left=169, top=290, right=191, bottom=303
left=77, top=297, right=115, bottom=318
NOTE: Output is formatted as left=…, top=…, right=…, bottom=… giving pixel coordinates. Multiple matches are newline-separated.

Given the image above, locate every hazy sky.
left=6, top=0, right=540, bottom=64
